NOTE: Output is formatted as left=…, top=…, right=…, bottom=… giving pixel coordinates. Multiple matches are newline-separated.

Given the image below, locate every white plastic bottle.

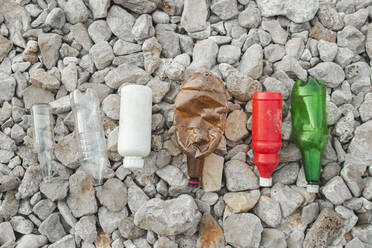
left=118, top=85, right=152, bottom=169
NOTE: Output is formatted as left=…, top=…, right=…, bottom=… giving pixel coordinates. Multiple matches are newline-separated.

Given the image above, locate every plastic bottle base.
left=307, top=184, right=319, bottom=193
left=259, top=177, right=272, bottom=187
left=124, top=157, right=144, bottom=169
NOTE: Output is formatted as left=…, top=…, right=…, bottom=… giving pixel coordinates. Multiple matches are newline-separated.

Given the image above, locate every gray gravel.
left=0, top=0, right=372, bottom=247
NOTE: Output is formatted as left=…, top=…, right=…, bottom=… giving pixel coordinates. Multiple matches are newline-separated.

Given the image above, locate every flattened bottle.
left=174, top=72, right=228, bottom=186
left=32, top=104, right=54, bottom=182
left=70, top=88, right=109, bottom=185
left=291, top=77, right=328, bottom=193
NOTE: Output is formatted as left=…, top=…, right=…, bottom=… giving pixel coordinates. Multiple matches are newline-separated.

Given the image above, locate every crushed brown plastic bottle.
left=174, top=72, right=228, bottom=187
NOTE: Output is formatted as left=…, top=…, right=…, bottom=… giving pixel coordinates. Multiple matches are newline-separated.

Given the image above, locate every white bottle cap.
left=124, top=157, right=144, bottom=169
left=307, top=184, right=319, bottom=193
left=259, top=177, right=272, bottom=187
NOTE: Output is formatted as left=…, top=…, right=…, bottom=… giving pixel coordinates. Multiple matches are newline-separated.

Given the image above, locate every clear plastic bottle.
left=31, top=104, right=54, bottom=182
left=118, top=85, right=152, bottom=169
left=70, top=88, right=109, bottom=185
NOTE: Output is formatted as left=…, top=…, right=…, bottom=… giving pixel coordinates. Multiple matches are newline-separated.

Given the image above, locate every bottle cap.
left=188, top=178, right=200, bottom=187
left=124, top=157, right=144, bottom=169
left=259, top=177, right=272, bottom=187
left=307, top=184, right=319, bottom=193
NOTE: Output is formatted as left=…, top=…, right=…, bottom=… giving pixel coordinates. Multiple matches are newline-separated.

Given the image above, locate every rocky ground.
left=0, top=0, right=372, bottom=247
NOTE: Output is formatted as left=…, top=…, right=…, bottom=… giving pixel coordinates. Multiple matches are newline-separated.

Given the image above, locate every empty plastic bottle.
left=32, top=104, right=54, bottom=182
left=70, top=88, right=109, bottom=185
left=291, top=77, right=328, bottom=193
left=252, top=92, right=283, bottom=187
left=118, top=85, right=152, bottom=169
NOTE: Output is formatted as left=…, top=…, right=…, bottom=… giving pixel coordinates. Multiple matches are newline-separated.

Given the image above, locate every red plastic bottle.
left=252, top=92, right=283, bottom=187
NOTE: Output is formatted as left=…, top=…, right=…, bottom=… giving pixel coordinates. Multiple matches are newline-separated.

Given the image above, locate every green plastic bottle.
left=291, top=77, right=328, bottom=193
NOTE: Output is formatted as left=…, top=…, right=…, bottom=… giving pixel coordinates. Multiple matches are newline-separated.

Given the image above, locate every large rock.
left=271, top=183, right=304, bottom=218
left=96, top=178, right=127, bottom=211
left=0, top=73, right=16, bottom=103
left=70, top=23, right=93, bottom=51
left=38, top=213, right=66, bottom=242
left=104, top=63, right=151, bottom=89
left=224, top=213, right=263, bottom=248
left=197, top=212, right=225, bottom=248
left=54, top=133, right=79, bottom=168
left=224, top=160, right=259, bottom=191
left=225, top=110, right=249, bottom=142
left=127, top=184, right=149, bottom=214
left=254, top=195, right=282, bottom=227
left=134, top=194, right=201, bottom=235
left=260, top=228, right=287, bottom=248
left=349, top=120, right=372, bottom=166
left=14, top=234, right=47, bottom=248
left=226, top=72, right=262, bottom=102
left=64, top=0, right=89, bottom=24
left=107, top=5, right=135, bottom=42
left=0, top=36, right=12, bottom=62
left=181, top=0, right=208, bottom=33
left=337, top=25, right=365, bottom=54
left=261, top=19, right=288, bottom=45
left=239, top=44, right=263, bottom=79
left=49, top=235, right=76, bottom=248
left=30, top=69, right=60, bottom=90
left=17, top=165, right=43, bottom=199
left=309, top=62, right=345, bottom=88
left=113, top=0, right=157, bottom=14
left=322, top=176, right=352, bottom=205
left=202, top=153, right=224, bottom=192
left=224, top=190, right=260, bottom=214
left=66, top=170, right=98, bottom=218
left=303, top=208, right=343, bottom=248
left=23, top=86, right=54, bottom=109
left=184, top=39, right=218, bottom=78
left=38, top=33, right=62, bottom=69
left=155, top=24, right=180, bottom=59
left=90, top=41, right=114, bottom=70
left=211, top=0, right=239, bottom=20
left=256, top=0, right=319, bottom=23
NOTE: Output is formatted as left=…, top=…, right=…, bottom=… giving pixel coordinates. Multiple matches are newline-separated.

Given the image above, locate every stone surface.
left=197, top=212, right=224, bottom=248
left=225, top=110, right=249, bottom=142
left=202, top=153, right=224, bottom=192
left=224, top=190, right=260, bottom=214
left=134, top=194, right=201, bottom=235
left=224, top=160, right=259, bottom=191
left=90, top=41, right=114, bottom=70
left=271, top=183, right=304, bottom=218
left=309, top=62, right=345, bottom=88
left=113, top=0, right=157, bottom=14
left=337, top=25, right=365, bottom=54
left=105, top=63, right=151, bottom=89
left=181, top=0, right=208, bottom=33
left=257, top=0, right=319, bottom=23
left=38, top=33, right=62, bottom=69
left=239, top=44, right=263, bottom=79
left=261, top=20, right=288, bottom=45
left=107, top=5, right=135, bottom=42
left=66, top=170, right=98, bottom=218
left=260, top=228, right=287, bottom=248
left=254, top=195, right=282, bottom=228
left=322, top=176, right=352, bottom=205
left=97, top=178, right=127, bottom=211
left=30, top=69, right=60, bottom=90
left=224, top=213, right=263, bottom=248
left=303, top=208, right=343, bottom=248
left=75, top=215, right=97, bottom=243
left=38, top=213, right=66, bottom=242
left=226, top=72, right=262, bottom=102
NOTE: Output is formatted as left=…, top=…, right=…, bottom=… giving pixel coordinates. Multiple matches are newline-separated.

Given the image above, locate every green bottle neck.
left=302, top=148, right=322, bottom=183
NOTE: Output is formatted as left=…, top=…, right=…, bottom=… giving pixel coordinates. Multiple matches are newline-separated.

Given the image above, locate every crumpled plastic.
left=174, top=72, right=228, bottom=180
